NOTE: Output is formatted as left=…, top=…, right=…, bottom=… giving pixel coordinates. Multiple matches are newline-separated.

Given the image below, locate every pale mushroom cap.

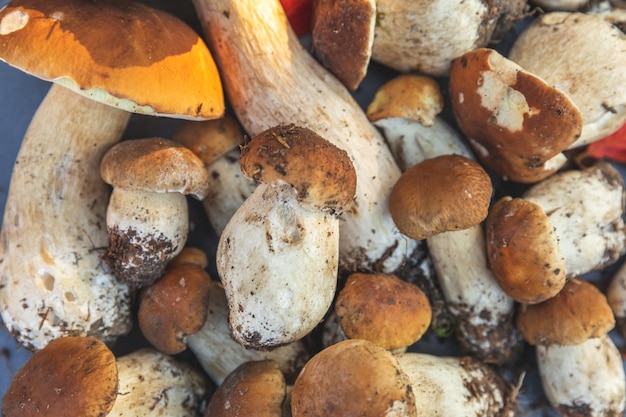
left=100, top=137, right=210, bottom=200
left=335, top=272, right=432, bottom=350
left=239, top=124, right=357, bottom=214
left=2, top=336, right=118, bottom=417
left=389, top=154, right=493, bottom=240
left=516, top=278, right=615, bottom=346
left=449, top=47, right=582, bottom=183
left=485, top=196, right=567, bottom=304
left=291, top=339, right=417, bottom=417
left=310, top=0, right=376, bottom=90
left=0, top=0, right=224, bottom=119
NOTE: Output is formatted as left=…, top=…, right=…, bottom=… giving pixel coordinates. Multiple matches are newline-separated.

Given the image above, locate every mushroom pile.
left=1, top=0, right=626, bottom=416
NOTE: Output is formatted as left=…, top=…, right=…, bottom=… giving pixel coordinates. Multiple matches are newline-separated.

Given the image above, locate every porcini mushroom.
left=607, top=260, right=626, bottom=336
left=217, top=124, right=357, bottom=349
left=0, top=0, right=224, bottom=350
left=192, top=0, right=416, bottom=273
left=100, top=138, right=210, bottom=287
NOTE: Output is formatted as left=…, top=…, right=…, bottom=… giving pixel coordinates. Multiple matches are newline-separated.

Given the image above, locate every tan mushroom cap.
left=291, top=339, right=417, bottom=417
left=335, top=272, right=432, bottom=351
left=138, top=249, right=212, bottom=355
left=449, top=47, right=582, bottom=183
left=366, top=74, right=444, bottom=125
left=205, top=360, right=287, bottom=417
left=0, top=0, right=224, bottom=119
left=239, top=124, right=357, bottom=214
left=311, top=0, right=375, bottom=91
left=486, top=196, right=567, bottom=304
left=100, top=137, right=210, bottom=200
left=2, top=336, right=118, bottom=417
left=389, top=154, right=493, bottom=240
left=516, top=278, right=616, bottom=346
left=167, top=246, right=210, bottom=270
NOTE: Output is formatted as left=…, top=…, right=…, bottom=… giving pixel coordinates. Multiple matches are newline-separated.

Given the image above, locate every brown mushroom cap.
left=310, top=0, right=375, bottom=91
left=2, top=336, right=118, bottom=417
left=291, top=339, right=417, bottom=417
left=0, top=0, right=223, bottom=119
left=100, top=137, right=210, bottom=200
left=239, top=124, right=357, bottom=214
left=449, top=47, right=582, bottom=183
left=335, top=272, right=432, bottom=350
left=516, top=278, right=616, bottom=346
left=205, top=360, right=287, bottom=417
left=486, top=196, right=567, bottom=304
left=389, top=154, right=493, bottom=240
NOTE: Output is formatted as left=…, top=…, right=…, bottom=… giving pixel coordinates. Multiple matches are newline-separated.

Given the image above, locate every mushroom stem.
left=0, top=84, right=133, bottom=350
left=192, top=0, right=415, bottom=272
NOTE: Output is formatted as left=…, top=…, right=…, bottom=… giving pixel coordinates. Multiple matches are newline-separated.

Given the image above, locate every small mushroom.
left=100, top=138, right=210, bottom=287
left=607, top=260, right=626, bottom=336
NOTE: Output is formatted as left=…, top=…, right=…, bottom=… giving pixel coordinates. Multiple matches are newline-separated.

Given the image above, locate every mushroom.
left=448, top=47, right=583, bottom=183
left=334, top=272, right=432, bottom=352
left=217, top=124, right=357, bottom=349
left=607, top=260, right=626, bottom=336
left=508, top=11, right=626, bottom=149
left=0, top=0, right=224, bottom=350
left=291, top=339, right=417, bottom=417
left=99, top=137, right=210, bottom=287
left=192, top=0, right=417, bottom=273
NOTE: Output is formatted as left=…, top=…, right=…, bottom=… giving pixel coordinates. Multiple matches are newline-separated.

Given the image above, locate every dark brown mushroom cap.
left=310, top=0, right=375, bottom=91
left=2, top=336, right=118, bottom=417
left=335, top=272, right=432, bottom=350
left=449, top=47, right=582, bottom=183
left=516, top=278, right=616, bottom=346
left=291, top=339, right=417, bottom=417
left=0, top=0, right=224, bottom=119
left=389, top=154, right=493, bottom=240
left=204, top=360, right=287, bottom=417
left=100, top=137, right=210, bottom=199
left=239, top=124, right=357, bottom=214
left=486, top=196, right=567, bottom=304
left=138, top=249, right=212, bottom=355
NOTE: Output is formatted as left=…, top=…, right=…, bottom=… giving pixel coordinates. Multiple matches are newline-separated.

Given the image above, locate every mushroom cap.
left=389, top=154, right=493, bottom=240
left=239, top=124, right=357, bottom=214
left=366, top=74, right=444, bottom=125
left=205, top=360, right=287, bottom=417
left=291, top=339, right=417, bottom=417
left=310, top=0, right=376, bottom=91
left=449, top=47, right=582, bottom=183
left=100, top=137, right=210, bottom=200
left=335, top=272, right=432, bottom=350
left=516, top=278, right=616, bottom=346
left=167, top=246, right=209, bottom=270
left=486, top=196, right=567, bottom=304
left=2, top=336, right=118, bottom=417
left=0, top=0, right=224, bottom=119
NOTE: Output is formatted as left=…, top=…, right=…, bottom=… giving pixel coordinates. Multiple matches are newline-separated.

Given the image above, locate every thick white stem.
left=0, top=84, right=132, bottom=350
left=192, top=0, right=414, bottom=272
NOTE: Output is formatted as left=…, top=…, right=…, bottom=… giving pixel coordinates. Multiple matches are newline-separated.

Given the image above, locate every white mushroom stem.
left=394, top=352, right=516, bottom=417
left=217, top=183, right=339, bottom=349
left=187, top=281, right=309, bottom=385
left=536, top=334, right=626, bottom=417
left=375, top=116, right=519, bottom=363
left=192, top=0, right=415, bottom=272
left=523, top=162, right=626, bottom=277
left=608, top=261, right=626, bottom=336
left=108, top=348, right=209, bottom=416
left=0, top=84, right=133, bottom=351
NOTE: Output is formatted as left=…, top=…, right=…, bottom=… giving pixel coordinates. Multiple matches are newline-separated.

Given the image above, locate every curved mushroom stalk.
left=192, top=0, right=415, bottom=273
left=537, top=334, right=626, bottom=417
left=0, top=84, right=133, bottom=351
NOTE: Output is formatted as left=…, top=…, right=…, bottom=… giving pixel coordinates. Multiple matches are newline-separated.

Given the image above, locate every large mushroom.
left=0, top=0, right=224, bottom=350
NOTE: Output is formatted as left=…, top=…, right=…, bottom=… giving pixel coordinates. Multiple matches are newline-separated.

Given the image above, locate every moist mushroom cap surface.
left=517, top=278, right=616, bottom=346
left=389, top=154, right=492, bottom=240
left=2, top=336, right=118, bottom=417
left=0, top=0, right=224, bottom=119
left=100, top=137, right=210, bottom=199
left=239, top=124, right=357, bottom=214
